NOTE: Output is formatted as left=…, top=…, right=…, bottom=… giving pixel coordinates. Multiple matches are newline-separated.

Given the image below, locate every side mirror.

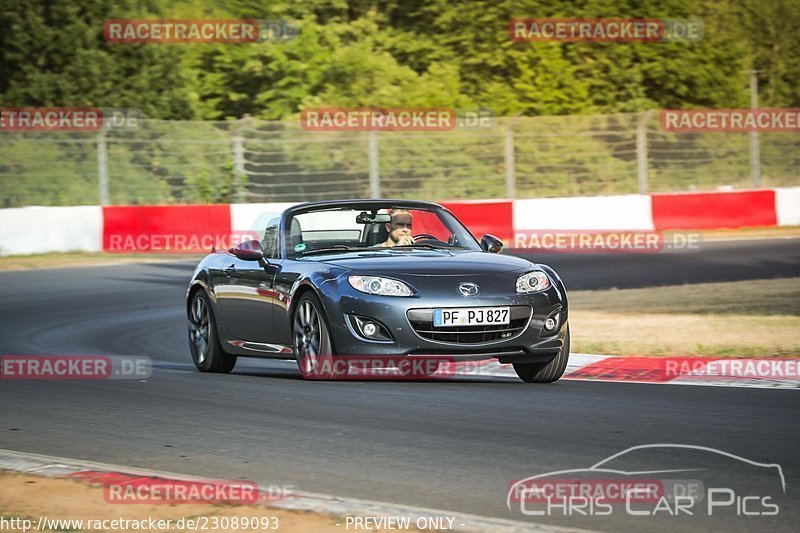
left=232, top=239, right=264, bottom=261
left=480, top=234, right=504, bottom=253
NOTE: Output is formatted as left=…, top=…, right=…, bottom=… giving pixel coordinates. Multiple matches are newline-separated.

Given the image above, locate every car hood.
left=320, top=250, right=534, bottom=275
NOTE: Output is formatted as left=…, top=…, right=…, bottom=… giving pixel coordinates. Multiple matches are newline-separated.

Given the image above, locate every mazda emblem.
left=458, top=282, right=480, bottom=296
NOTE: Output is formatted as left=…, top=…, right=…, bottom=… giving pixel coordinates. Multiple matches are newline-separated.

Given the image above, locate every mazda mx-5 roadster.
left=186, top=199, right=570, bottom=382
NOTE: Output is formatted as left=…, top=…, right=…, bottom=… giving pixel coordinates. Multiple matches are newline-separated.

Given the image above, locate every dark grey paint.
left=188, top=200, right=569, bottom=362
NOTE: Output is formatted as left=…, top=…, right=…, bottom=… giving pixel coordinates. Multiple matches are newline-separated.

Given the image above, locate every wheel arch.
left=537, top=263, right=568, bottom=324
left=288, top=281, right=323, bottom=322
left=186, top=280, right=212, bottom=317
left=288, top=281, right=338, bottom=354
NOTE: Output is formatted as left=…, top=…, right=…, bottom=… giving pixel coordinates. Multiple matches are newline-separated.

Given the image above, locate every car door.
left=214, top=255, right=278, bottom=342
left=215, top=220, right=282, bottom=343
left=271, top=258, right=302, bottom=346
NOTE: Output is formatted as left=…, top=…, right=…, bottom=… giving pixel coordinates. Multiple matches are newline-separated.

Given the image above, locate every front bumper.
left=318, top=272, right=568, bottom=364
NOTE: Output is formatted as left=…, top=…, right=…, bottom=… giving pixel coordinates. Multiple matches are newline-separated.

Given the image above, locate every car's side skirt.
left=225, top=340, right=294, bottom=357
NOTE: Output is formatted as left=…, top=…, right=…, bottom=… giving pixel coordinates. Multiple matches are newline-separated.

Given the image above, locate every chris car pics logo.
left=508, top=444, right=784, bottom=518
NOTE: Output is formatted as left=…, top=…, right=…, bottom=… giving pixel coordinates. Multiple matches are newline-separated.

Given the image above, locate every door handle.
left=223, top=264, right=236, bottom=276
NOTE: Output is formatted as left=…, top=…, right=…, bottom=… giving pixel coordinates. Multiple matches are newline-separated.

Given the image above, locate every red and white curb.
left=2, top=187, right=798, bottom=256
left=468, top=354, right=800, bottom=389
left=0, top=449, right=590, bottom=533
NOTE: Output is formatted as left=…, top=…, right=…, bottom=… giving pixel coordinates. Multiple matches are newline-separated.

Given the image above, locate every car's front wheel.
left=188, top=290, right=236, bottom=373
left=293, top=293, right=341, bottom=380
left=513, top=323, right=570, bottom=383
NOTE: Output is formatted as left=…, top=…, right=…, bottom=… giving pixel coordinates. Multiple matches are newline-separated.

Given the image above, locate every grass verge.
left=569, top=277, right=800, bottom=357
left=0, top=472, right=409, bottom=533
left=677, top=225, right=800, bottom=240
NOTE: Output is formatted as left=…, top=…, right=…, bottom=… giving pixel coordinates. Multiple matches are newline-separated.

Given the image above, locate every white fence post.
left=504, top=127, right=516, bottom=198
left=636, top=111, right=652, bottom=194
left=749, top=70, right=761, bottom=188
left=368, top=130, right=380, bottom=198
left=97, top=129, right=110, bottom=205
left=232, top=116, right=247, bottom=202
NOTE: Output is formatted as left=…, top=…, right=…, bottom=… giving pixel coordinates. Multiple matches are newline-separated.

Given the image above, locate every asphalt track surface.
left=1, top=239, right=799, bottom=532
left=518, top=237, right=800, bottom=289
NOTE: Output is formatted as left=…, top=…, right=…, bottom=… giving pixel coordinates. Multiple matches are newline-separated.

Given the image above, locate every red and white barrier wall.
left=512, top=194, right=654, bottom=233
left=776, top=187, right=800, bottom=226
left=0, top=206, right=103, bottom=256
left=0, top=188, right=798, bottom=256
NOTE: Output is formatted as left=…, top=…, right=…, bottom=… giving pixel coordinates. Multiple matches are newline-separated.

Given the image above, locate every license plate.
left=433, top=307, right=510, bottom=327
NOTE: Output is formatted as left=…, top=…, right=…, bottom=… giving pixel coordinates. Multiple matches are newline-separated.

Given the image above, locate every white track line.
left=0, top=449, right=594, bottom=533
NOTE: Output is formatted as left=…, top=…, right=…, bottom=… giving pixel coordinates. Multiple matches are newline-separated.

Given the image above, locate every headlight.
left=348, top=275, right=414, bottom=296
left=516, top=271, right=551, bottom=294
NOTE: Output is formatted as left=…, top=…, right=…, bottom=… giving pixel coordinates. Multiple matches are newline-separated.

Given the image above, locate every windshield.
left=284, top=206, right=481, bottom=258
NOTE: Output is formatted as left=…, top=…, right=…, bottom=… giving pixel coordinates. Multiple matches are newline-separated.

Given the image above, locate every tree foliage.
left=2, top=0, right=797, bottom=207
left=2, top=0, right=798, bottom=118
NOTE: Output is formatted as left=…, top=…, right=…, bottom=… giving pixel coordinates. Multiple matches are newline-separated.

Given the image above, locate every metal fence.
left=1, top=113, right=798, bottom=207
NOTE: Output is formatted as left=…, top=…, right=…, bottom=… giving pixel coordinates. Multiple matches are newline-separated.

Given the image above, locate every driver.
left=377, top=209, right=415, bottom=247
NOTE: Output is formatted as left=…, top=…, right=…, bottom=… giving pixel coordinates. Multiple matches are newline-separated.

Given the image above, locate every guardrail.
left=1, top=188, right=797, bottom=256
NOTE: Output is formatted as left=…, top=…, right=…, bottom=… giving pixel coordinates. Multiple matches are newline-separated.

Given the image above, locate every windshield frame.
left=280, top=201, right=482, bottom=259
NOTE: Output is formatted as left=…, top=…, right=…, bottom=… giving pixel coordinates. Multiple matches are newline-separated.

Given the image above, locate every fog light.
left=351, top=315, right=393, bottom=342
left=544, top=317, right=558, bottom=331
left=362, top=322, right=379, bottom=338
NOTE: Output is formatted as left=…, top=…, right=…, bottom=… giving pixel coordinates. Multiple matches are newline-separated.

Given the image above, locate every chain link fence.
left=1, top=113, right=798, bottom=207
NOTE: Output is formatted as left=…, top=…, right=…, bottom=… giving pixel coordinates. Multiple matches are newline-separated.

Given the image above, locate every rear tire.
left=513, top=324, right=570, bottom=383
left=188, top=290, right=237, bottom=373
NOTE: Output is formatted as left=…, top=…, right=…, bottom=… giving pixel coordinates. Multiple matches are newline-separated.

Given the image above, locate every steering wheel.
left=413, top=233, right=438, bottom=241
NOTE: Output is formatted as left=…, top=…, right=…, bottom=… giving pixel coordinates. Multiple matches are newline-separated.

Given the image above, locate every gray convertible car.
left=186, top=199, right=569, bottom=382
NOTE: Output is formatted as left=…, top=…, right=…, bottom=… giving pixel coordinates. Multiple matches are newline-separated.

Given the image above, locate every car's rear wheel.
left=513, top=323, right=570, bottom=383
left=293, top=293, right=341, bottom=380
left=188, top=290, right=236, bottom=373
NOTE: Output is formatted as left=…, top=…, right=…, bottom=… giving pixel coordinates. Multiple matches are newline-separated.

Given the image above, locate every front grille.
left=407, top=306, right=531, bottom=344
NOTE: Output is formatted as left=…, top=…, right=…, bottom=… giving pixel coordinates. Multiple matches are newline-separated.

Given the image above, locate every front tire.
left=188, top=290, right=237, bottom=373
left=513, top=324, right=570, bottom=383
left=293, top=293, right=341, bottom=380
